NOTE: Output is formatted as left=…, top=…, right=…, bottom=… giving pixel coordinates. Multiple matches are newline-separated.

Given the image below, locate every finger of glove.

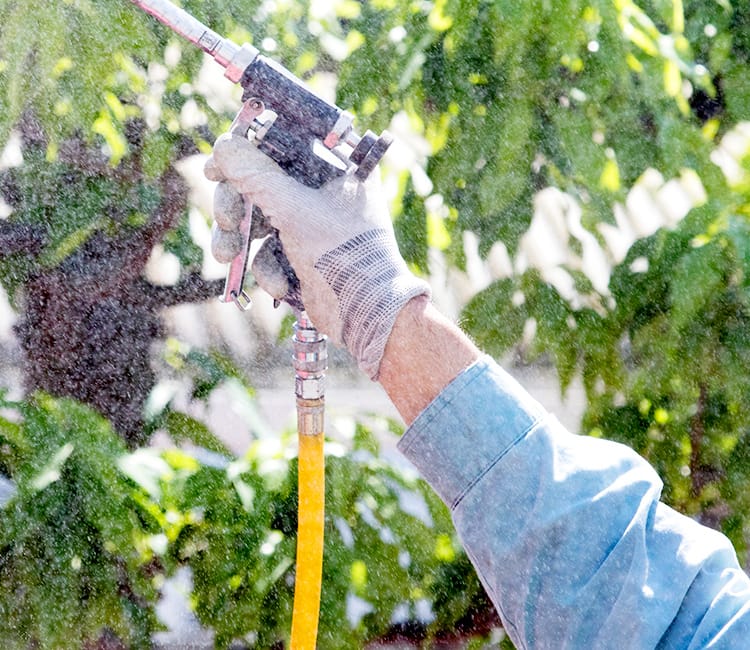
left=213, top=181, right=245, bottom=231
left=203, top=155, right=224, bottom=182
left=251, top=238, right=291, bottom=301
left=211, top=223, right=243, bottom=263
left=212, top=134, right=314, bottom=224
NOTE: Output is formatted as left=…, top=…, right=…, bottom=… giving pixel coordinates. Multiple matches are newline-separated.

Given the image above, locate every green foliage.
left=123, top=420, right=493, bottom=648
left=0, top=389, right=496, bottom=649
left=0, top=1, right=147, bottom=145
left=0, top=144, right=180, bottom=304
left=2, top=0, right=750, bottom=647
left=0, top=393, right=159, bottom=649
left=326, top=0, right=748, bottom=268
left=0, top=1, right=231, bottom=167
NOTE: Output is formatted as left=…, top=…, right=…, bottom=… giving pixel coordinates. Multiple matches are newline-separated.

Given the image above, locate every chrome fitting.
left=293, top=314, right=327, bottom=403
left=296, top=376, right=326, bottom=401
left=225, top=43, right=259, bottom=84
left=323, top=111, right=354, bottom=149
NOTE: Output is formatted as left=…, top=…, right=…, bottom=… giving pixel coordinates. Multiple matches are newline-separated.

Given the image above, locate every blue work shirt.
left=397, top=356, right=750, bottom=649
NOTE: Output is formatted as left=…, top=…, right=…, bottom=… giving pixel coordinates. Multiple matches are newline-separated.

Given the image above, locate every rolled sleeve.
left=397, top=356, right=750, bottom=649
left=397, top=355, right=546, bottom=508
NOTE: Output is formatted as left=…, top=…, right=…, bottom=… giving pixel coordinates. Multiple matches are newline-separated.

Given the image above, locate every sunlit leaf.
left=600, top=158, right=621, bottom=192
left=30, top=442, right=74, bottom=491
left=663, top=59, right=682, bottom=97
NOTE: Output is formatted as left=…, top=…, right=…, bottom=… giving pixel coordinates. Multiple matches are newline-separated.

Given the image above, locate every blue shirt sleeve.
left=397, top=356, right=750, bottom=649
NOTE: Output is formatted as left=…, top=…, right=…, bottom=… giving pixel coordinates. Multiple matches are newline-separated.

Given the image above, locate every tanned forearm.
left=378, top=296, right=481, bottom=425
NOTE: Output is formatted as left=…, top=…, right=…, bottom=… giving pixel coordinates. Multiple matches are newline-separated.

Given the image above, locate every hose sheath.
left=290, top=428, right=325, bottom=648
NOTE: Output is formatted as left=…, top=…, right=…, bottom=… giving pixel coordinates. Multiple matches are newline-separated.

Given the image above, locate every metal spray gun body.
left=130, top=0, right=392, bottom=308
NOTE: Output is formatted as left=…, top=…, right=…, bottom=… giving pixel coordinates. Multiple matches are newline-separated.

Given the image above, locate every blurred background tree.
left=0, top=0, right=748, bottom=648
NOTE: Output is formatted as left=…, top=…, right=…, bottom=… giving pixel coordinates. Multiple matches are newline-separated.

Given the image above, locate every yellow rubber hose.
left=290, top=425, right=325, bottom=649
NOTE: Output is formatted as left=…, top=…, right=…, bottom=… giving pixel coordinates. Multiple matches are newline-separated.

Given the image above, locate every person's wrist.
left=310, top=228, right=430, bottom=379
left=379, top=296, right=480, bottom=424
left=345, top=270, right=431, bottom=380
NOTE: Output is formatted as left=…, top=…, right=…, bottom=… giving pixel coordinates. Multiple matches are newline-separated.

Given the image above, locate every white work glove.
left=205, top=133, right=431, bottom=380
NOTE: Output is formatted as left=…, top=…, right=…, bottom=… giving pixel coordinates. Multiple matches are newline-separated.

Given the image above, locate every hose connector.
left=293, top=313, right=327, bottom=436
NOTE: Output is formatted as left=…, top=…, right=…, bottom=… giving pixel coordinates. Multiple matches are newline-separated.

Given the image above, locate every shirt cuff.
left=396, top=355, right=547, bottom=508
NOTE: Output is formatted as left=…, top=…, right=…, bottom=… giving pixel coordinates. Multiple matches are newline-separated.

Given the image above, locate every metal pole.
left=129, top=0, right=257, bottom=82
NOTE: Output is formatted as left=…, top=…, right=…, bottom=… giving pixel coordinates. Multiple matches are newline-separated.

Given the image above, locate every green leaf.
left=165, top=411, right=231, bottom=457
left=30, top=442, right=74, bottom=492
left=119, top=448, right=173, bottom=500
left=669, top=241, right=725, bottom=330
left=461, top=279, right=526, bottom=357
left=527, top=281, right=579, bottom=392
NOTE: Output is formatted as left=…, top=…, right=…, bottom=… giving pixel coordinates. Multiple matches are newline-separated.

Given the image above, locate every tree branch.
left=689, top=383, right=707, bottom=498
left=138, top=274, right=224, bottom=308
left=55, top=164, right=189, bottom=299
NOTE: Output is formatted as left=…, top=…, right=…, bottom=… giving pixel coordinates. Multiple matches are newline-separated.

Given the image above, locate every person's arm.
left=379, top=295, right=479, bottom=424
left=206, top=138, right=750, bottom=649
left=383, top=301, right=750, bottom=648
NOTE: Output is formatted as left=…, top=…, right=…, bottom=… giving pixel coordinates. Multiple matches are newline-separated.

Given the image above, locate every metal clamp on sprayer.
left=130, top=0, right=393, bottom=310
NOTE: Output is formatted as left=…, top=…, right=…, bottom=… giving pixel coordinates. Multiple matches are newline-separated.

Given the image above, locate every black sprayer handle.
left=239, top=56, right=348, bottom=188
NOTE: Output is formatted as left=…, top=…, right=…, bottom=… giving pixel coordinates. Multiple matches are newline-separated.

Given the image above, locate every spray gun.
left=129, top=2, right=393, bottom=648
left=130, top=0, right=392, bottom=309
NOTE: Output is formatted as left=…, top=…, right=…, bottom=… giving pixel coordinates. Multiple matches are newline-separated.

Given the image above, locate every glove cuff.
left=314, top=229, right=431, bottom=379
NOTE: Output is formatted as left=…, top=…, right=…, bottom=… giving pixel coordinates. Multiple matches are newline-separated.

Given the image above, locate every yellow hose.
left=290, top=416, right=325, bottom=649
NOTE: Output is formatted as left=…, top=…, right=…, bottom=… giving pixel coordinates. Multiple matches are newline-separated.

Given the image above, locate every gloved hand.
left=205, top=133, right=431, bottom=380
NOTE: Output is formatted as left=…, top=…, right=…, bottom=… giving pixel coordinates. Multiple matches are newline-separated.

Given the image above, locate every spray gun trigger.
left=231, top=98, right=266, bottom=138
left=220, top=201, right=255, bottom=311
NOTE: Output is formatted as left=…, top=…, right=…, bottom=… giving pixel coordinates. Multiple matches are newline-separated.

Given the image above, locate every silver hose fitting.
left=293, top=313, right=327, bottom=435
